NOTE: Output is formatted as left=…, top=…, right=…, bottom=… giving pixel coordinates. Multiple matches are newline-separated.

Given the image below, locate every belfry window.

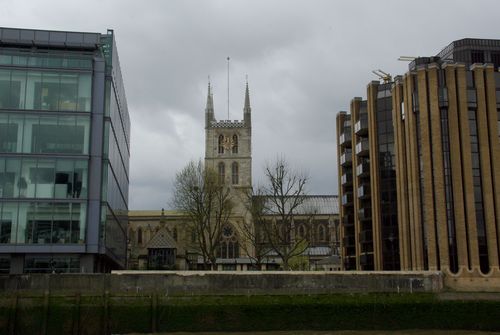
left=231, top=162, right=239, bottom=185
left=218, top=134, right=224, bottom=154
left=232, top=134, right=238, bottom=154
left=218, top=162, right=225, bottom=183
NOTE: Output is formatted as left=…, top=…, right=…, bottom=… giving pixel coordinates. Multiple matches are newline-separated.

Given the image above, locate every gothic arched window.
left=297, top=224, right=306, bottom=239
left=217, top=225, right=240, bottom=259
left=318, top=224, right=326, bottom=242
left=218, top=134, right=224, bottom=154
left=218, top=162, right=225, bottom=183
left=231, top=162, right=239, bottom=185
left=232, top=134, right=238, bottom=154
left=173, top=227, right=178, bottom=241
left=137, top=227, right=143, bottom=245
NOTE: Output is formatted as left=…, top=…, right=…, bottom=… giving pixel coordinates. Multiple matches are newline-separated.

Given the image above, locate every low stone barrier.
left=2, top=272, right=500, bottom=334
left=0, top=270, right=443, bottom=295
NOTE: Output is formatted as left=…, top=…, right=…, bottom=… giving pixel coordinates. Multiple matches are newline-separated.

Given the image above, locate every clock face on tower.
left=222, top=136, right=234, bottom=151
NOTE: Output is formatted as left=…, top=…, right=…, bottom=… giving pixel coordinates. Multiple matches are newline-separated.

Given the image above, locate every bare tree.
left=240, top=193, right=271, bottom=270
left=172, top=160, right=233, bottom=270
left=249, top=157, right=312, bottom=270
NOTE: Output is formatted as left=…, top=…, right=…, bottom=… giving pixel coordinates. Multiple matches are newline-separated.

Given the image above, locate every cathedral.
left=127, top=82, right=340, bottom=271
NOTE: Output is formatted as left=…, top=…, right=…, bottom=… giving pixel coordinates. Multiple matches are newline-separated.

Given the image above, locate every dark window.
left=318, top=224, right=326, bottom=242
left=0, top=124, right=18, bottom=152
left=440, top=108, right=458, bottom=273
left=32, top=124, right=85, bottom=154
left=0, top=220, right=11, bottom=243
left=148, top=248, right=176, bottom=270
left=24, top=256, right=79, bottom=273
left=471, top=50, right=485, bottom=64
left=231, top=162, right=238, bottom=185
left=491, top=52, right=500, bottom=69
left=232, top=134, right=238, bottom=154
left=218, top=134, right=224, bottom=154
left=137, top=228, right=143, bottom=245
left=468, top=108, right=489, bottom=274
left=218, top=162, right=225, bottom=183
left=0, top=258, right=9, bottom=273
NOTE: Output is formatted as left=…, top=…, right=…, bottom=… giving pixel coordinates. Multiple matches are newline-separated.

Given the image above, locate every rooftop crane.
left=372, top=69, right=392, bottom=83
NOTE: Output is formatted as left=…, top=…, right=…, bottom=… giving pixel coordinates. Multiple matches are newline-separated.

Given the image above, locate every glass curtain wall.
left=0, top=69, right=91, bottom=112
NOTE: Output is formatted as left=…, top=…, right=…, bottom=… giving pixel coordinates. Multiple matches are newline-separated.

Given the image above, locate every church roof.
left=128, top=210, right=185, bottom=218
left=257, top=195, right=339, bottom=215
left=316, top=255, right=342, bottom=265
left=145, top=227, right=177, bottom=249
left=266, top=246, right=333, bottom=257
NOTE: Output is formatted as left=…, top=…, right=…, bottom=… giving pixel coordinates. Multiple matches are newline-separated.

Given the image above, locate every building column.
left=367, top=82, right=382, bottom=271
left=444, top=64, right=469, bottom=272
left=392, top=80, right=411, bottom=270
left=351, top=98, right=361, bottom=270
left=405, top=74, right=424, bottom=270
left=472, top=65, right=499, bottom=272
left=417, top=67, right=438, bottom=271
left=428, top=65, right=450, bottom=271
left=484, top=66, right=500, bottom=271
left=456, top=65, right=480, bottom=272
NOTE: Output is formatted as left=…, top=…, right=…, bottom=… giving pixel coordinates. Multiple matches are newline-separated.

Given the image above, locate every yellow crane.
left=372, top=69, right=392, bottom=83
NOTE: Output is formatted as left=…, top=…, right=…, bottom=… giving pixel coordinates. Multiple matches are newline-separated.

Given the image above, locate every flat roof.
left=0, top=27, right=106, bottom=50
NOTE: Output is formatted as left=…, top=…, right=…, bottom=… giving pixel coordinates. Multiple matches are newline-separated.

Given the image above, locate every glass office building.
left=0, top=27, right=130, bottom=273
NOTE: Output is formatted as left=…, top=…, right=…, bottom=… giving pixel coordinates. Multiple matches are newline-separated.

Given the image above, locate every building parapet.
left=210, top=120, right=246, bottom=128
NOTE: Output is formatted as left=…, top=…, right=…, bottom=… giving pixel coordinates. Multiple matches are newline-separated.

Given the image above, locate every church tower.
left=204, top=81, right=252, bottom=215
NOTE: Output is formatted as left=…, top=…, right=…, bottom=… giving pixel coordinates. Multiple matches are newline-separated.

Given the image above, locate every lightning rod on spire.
left=227, top=57, right=230, bottom=120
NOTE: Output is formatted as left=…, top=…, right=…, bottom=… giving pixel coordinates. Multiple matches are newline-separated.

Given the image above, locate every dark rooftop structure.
left=409, top=38, right=500, bottom=70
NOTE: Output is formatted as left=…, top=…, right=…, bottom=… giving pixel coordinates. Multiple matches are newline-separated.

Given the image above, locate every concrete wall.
left=0, top=271, right=443, bottom=295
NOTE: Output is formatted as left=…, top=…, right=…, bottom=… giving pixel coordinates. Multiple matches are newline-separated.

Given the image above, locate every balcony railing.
left=354, top=115, right=368, bottom=136
left=341, top=172, right=353, bottom=186
left=339, top=132, right=352, bottom=146
left=356, top=162, right=370, bottom=177
left=340, top=152, right=352, bottom=166
left=355, top=139, right=369, bottom=156
left=342, top=192, right=353, bottom=206
left=357, top=183, right=371, bottom=199
left=358, top=207, right=372, bottom=221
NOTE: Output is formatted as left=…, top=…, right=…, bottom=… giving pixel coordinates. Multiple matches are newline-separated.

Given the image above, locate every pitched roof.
left=316, top=255, right=341, bottom=265
left=306, top=246, right=332, bottom=256
left=145, top=227, right=176, bottom=249
left=257, top=195, right=339, bottom=215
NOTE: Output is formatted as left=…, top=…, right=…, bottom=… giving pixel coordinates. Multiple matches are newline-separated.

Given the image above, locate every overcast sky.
left=1, top=0, right=499, bottom=209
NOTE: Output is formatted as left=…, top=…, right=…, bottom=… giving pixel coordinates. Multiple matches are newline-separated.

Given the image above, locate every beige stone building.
left=393, top=39, right=500, bottom=279
left=338, top=38, right=500, bottom=284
